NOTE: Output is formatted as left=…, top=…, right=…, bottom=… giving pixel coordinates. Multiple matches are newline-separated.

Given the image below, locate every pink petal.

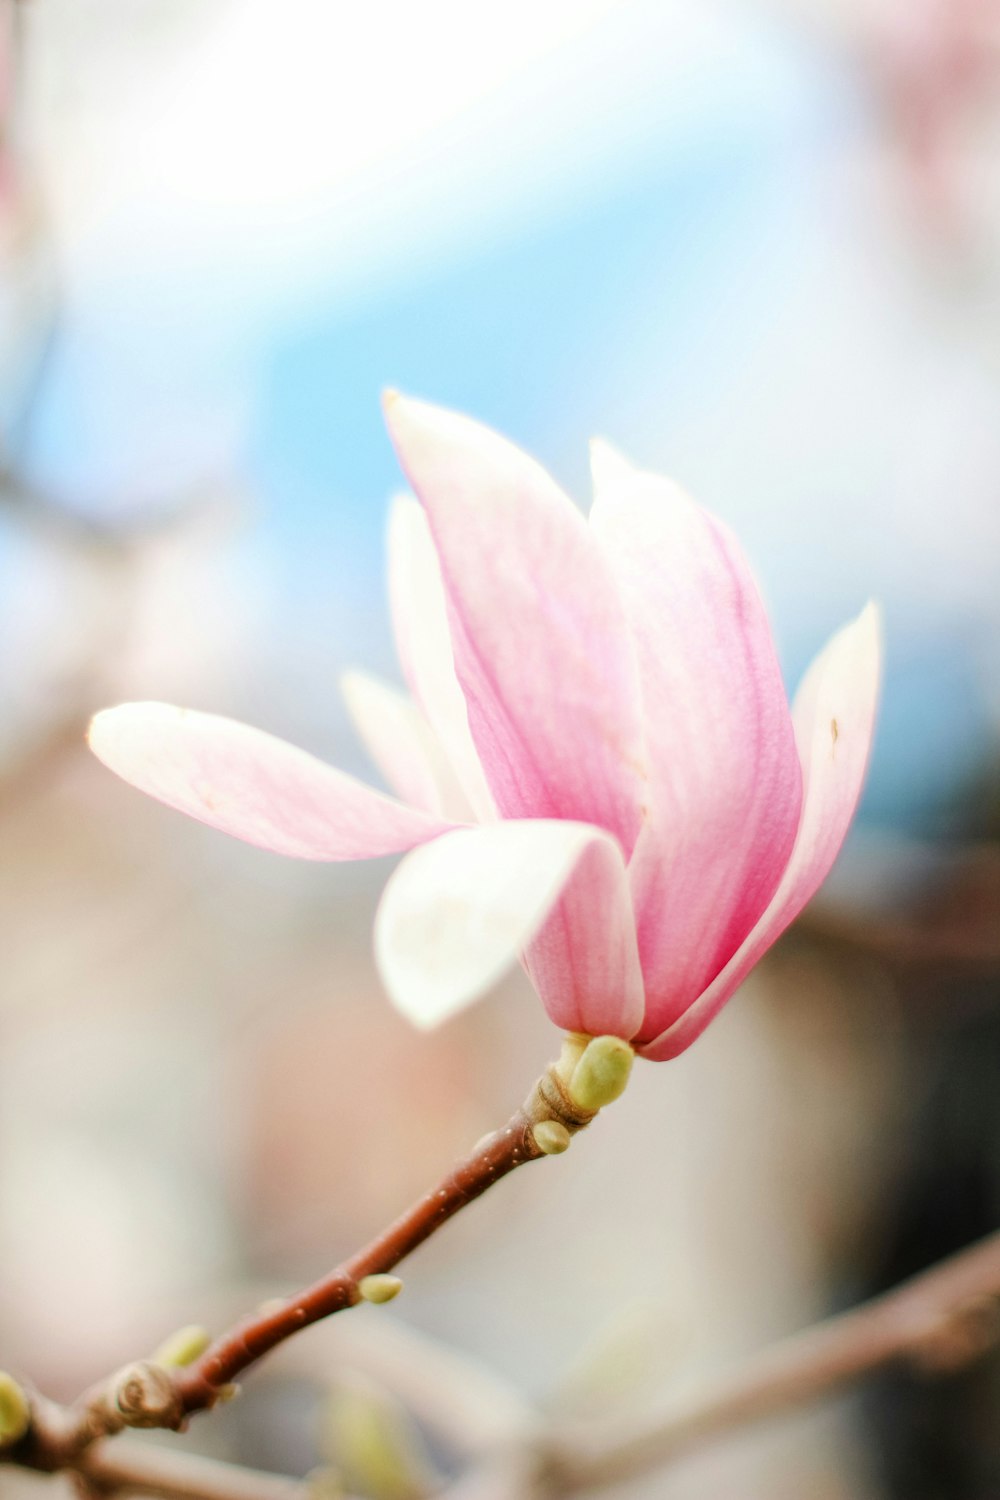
left=375, top=820, right=643, bottom=1034
left=384, top=396, right=645, bottom=855
left=387, top=494, right=495, bottom=821
left=639, top=603, right=882, bottom=1061
left=524, top=840, right=645, bottom=1039
left=589, top=444, right=803, bottom=1036
left=88, top=702, right=454, bottom=860
left=341, top=670, right=474, bottom=822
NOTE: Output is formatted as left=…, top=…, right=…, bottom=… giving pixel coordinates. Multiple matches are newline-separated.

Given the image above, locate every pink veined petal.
left=384, top=395, right=646, bottom=856
left=639, top=602, right=882, bottom=1061
left=589, top=442, right=803, bottom=1036
left=341, top=669, right=475, bottom=823
left=387, top=494, right=495, bottom=821
left=88, top=702, right=455, bottom=860
left=374, top=820, right=644, bottom=1035
left=523, top=839, right=645, bottom=1040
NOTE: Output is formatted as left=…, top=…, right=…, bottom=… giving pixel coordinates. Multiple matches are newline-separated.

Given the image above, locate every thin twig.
left=169, top=1062, right=595, bottom=1420
left=77, top=1440, right=316, bottom=1500
left=547, top=1228, right=1000, bottom=1491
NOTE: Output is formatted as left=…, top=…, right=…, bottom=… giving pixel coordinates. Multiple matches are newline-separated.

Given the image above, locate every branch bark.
left=547, top=1227, right=1000, bottom=1492
left=169, top=1058, right=596, bottom=1420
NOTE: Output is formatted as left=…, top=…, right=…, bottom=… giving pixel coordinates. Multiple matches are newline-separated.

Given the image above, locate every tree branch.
left=547, top=1227, right=1000, bottom=1491
left=169, top=1060, right=596, bottom=1419
left=75, top=1441, right=314, bottom=1500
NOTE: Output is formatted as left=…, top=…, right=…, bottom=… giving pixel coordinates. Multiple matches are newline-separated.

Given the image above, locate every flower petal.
left=387, top=494, right=495, bottom=821
left=341, top=669, right=474, bottom=822
left=639, top=603, right=882, bottom=1060
left=589, top=446, right=803, bottom=1035
left=89, top=702, right=453, bottom=860
left=524, top=840, right=645, bottom=1040
left=375, top=820, right=643, bottom=1033
left=384, top=396, right=645, bottom=855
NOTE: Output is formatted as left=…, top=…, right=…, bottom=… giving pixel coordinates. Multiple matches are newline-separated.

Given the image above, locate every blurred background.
left=2, top=1, right=999, bottom=1496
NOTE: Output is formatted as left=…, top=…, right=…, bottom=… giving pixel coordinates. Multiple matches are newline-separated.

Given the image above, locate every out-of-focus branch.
left=75, top=1441, right=315, bottom=1500
left=546, top=1227, right=1000, bottom=1492
left=5, top=1228, right=1000, bottom=1496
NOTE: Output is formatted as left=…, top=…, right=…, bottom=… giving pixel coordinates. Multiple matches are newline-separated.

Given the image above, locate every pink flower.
left=89, top=396, right=880, bottom=1060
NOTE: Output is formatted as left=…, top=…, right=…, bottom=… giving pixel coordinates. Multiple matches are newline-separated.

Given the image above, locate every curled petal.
left=375, top=820, right=644, bottom=1034
left=387, top=494, right=494, bottom=821
left=385, top=396, right=645, bottom=854
left=524, top=838, right=645, bottom=1040
left=342, top=670, right=474, bottom=822
left=89, top=702, right=453, bottom=860
left=590, top=445, right=802, bottom=1033
left=639, top=603, right=882, bottom=1060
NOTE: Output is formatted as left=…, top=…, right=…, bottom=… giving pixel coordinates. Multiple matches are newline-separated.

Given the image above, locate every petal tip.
left=589, top=436, right=637, bottom=499
left=858, top=597, right=883, bottom=642
left=844, top=599, right=884, bottom=680
left=86, top=707, right=109, bottom=749
left=87, top=701, right=166, bottom=763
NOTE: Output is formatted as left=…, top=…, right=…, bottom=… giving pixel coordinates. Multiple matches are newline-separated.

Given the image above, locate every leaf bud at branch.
left=568, top=1036, right=634, bottom=1112
left=0, top=1372, right=30, bottom=1448
left=358, top=1274, right=403, bottom=1305
left=325, top=1371, right=438, bottom=1500
left=152, top=1324, right=212, bottom=1369
left=532, top=1120, right=572, bottom=1155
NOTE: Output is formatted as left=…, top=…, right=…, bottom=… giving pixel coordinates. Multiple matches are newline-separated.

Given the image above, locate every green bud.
left=305, top=1467, right=347, bottom=1500
left=0, top=1373, right=30, bottom=1448
left=568, top=1035, right=634, bottom=1111
left=532, top=1120, right=572, bottom=1155
left=324, top=1373, right=436, bottom=1500
left=555, top=1032, right=590, bottom=1083
left=358, top=1274, right=403, bottom=1305
left=152, top=1324, right=211, bottom=1369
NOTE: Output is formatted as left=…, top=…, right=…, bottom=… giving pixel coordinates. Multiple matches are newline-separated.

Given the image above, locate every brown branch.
left=4, top=1192, right=1000, bottom=1498
left=547, top=1228, right=1000, bottom=1492
left=2, top=1041, right=604, bottom=1498
left=169, top=1060, right=596, bottom=1419
left=0, top=1038, right=602, bottom=1478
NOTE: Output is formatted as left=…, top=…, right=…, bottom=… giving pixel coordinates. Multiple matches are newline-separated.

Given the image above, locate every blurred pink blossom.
left=89, top=396, right=880, bottom=1060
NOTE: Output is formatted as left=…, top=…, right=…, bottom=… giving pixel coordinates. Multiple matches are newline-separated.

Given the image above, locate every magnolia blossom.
left=89, top=396, right=880, bottom=1060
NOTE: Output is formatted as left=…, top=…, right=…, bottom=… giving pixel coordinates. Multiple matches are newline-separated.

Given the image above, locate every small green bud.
left=152, top=1324, right=211, bottom=1369
left=0, top=1373, right=30, bottom=1448
left=532, top=1120, right=572, bottom=1155
left=555, top=1032, right=590, bottom=1082
left=358, top=1274, right=403, bottom=1305
left=568, top=1035, right=634, bottom=1111
left=324, top=1373, right=436, bottom=1500
left=305, top=1466, right=347, bottom=1500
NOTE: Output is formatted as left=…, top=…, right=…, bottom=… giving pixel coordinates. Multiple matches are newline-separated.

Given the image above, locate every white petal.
left=342, top=670, right=474, bottom=822
left=375, top=820, right=639, bottom=1031
left=89, top=702, right=452, bottom=860
left=387, top=494, right=495, bottom=821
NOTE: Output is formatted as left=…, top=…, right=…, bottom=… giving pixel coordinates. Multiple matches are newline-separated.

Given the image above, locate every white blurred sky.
left=5, top=0, right=1000, bottom=833
left=32, top=0, right=808, bottom=316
